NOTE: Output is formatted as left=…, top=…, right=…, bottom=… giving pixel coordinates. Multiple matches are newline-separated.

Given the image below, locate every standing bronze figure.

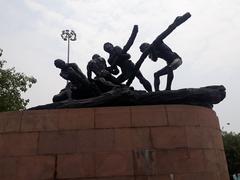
left=127, top=12, right=191, bottom=91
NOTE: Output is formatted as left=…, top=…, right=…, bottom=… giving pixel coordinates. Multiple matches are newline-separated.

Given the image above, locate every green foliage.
left=0, top=60, right=37, bottom=112
left=222, top=131, right=240, bottom=176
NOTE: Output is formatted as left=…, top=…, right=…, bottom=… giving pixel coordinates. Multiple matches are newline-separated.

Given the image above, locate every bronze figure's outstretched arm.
left=122, top=25, right=138, bottom=53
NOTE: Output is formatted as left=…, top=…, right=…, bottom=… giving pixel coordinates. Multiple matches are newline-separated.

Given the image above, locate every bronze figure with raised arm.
left=127, top=12, right=191, bottom=91
left=104, top=25, right=152, bottom=92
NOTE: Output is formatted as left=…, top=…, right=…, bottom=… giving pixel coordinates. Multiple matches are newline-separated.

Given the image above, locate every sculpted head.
left=54, top=59, right=66, bottom=69
left=103, top=42, right=114, bottom=53
left=92, top=54, right=100, bottom=60
left=139, top=43, right=150, bottom=53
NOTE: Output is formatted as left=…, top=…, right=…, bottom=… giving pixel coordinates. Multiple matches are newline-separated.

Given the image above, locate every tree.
left=222, top=131, right=240, bottom=179
left=0, top=50, right=37, bottom=111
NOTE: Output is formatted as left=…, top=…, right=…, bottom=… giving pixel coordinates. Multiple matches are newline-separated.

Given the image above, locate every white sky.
left=0, top=0, right=239, bottom=132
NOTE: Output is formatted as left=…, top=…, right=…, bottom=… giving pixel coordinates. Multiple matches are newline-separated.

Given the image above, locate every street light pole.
left=67, top=37, right=70, bottom=64
left=61, top=30, right=77, bottom=64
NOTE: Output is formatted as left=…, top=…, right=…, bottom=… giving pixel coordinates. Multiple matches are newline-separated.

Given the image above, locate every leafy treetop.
left=0, top=56, right=36, bottom=111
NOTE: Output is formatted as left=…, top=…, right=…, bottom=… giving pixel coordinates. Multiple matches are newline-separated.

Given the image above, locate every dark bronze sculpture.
left=29, top=12, right=226, bottom=110
left=104, top=25, right=152, bottom=92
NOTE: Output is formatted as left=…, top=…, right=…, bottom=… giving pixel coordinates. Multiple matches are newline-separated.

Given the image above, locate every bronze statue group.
left=53, top=12, right=191, bottom=102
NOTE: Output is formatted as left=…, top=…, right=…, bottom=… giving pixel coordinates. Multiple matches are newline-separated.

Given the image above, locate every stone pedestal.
left=0, top=105, right=229, bottom=180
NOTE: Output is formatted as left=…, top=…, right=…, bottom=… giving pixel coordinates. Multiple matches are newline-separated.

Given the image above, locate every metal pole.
left=67, top=37, right=70, bottom=64
left=61, top=30, right=77, bottom=64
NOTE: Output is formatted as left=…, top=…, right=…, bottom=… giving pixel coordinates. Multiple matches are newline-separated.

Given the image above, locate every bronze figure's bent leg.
left=166, top=69, right=174, bottom=90
left=154, top=66, right=171, bottom=91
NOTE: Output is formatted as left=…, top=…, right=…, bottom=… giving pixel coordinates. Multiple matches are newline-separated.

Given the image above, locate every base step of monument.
left=0, top=105, right=229, bottom=180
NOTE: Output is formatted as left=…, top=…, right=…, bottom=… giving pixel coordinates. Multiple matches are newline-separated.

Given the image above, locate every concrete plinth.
left=0, top=105, right=229, bottom=180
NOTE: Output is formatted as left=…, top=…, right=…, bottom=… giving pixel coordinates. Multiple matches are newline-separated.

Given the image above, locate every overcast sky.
left=0, top=0, right=239, bottom=132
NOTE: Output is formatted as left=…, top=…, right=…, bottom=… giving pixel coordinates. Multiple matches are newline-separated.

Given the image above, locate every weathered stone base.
left=0, top=105, right=229, bottom=180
